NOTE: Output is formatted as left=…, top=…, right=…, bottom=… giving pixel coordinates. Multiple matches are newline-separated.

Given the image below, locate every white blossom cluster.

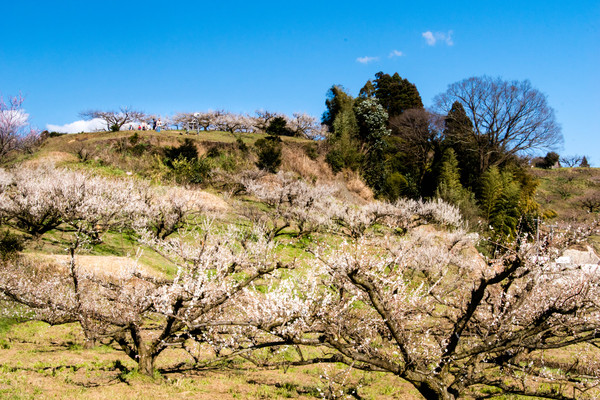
left=239, top=171, right=463, bottom=239
left=251, top=226, right=600, bottom=398
left=241, top=171, right=336, bottom=237
left=172, top=110, right=326, bottom=139
left=0, top=165, right=217, bottom=241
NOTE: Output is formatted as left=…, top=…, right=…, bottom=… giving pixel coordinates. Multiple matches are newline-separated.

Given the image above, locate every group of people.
left=127, top=118, right=163, bottom=132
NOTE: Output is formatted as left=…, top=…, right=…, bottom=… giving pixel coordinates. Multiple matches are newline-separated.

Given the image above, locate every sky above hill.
left=2, top=0, right=599, bottom=164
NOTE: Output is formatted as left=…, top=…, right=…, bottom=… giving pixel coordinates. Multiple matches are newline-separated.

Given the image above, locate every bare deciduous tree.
left=252, top=110, right=282, bottom=132
left=389, top=108, right=443, bottom=189
left=579, top=192, right=600, bottom=213
left=80, top=106, right=145, bottom=132
left=0, top=94, right=40, bottom=161
left=560, top=155, right=583, bottom=168
left=434, top=76, right=563, bottom=174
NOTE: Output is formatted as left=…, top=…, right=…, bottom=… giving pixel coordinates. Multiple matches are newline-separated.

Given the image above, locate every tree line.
left=323, top=72, right=566, bottom=238
left=79, top=107, right=325, bottom=139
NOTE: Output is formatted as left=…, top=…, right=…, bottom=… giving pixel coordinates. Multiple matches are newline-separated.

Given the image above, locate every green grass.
left=0, top=320, right=420, bottom=399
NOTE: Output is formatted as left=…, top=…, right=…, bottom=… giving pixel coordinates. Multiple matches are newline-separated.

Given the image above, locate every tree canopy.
left=434, top=76, right=563, bottom=174
left=360, top=72, right=423, bottom=118
left=80, top=106, right=145, bottom=132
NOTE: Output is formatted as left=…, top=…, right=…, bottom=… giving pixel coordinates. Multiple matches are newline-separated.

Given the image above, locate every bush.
left=303, top=143, right=319, bottom=160
left=266, top=117, right=294, bottom=137
left=325, top=150, right=344, bottom=173
left=170, top=157, right=212, bottom=184
left=382, top=172, right=409, bottom=201
left=129, top=132, right=140, bottom=145
left=164, top=138, right=198, bottom=164
left=255, top=136, right=282, bottom=173
left=535, top=152, right=560, bottom=169
left=206, top=147, right=221, bottom=158
left=0, top=231, right=24, bottom=260
left=130, top=142, right=152, bottom=156
left=236, top=137, right=249, bottom=154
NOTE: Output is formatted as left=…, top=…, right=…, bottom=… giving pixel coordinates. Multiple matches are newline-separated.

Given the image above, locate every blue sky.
left=2, top=1, right=599, bottom=164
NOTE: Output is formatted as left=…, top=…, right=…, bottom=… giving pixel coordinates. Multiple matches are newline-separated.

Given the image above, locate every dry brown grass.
left=280, top=145, right=334, bottom=183
left=21, top=151, right=78, bottom=168
left=342, top=169, right=374, bottom=202
left=33, top=254, right=163, bottom=280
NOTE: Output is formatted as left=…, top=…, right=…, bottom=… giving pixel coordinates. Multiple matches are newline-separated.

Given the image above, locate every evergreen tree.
left=266, top=116, right=293, bottom=137
left=479, top=166, right=521, bottom=238
left=358, top=80, right=376, bottom=98
left=542, top=151, right=560, bottom=169
left=437, top=148, right=466, bottom=204
left=322, top=85, right=354, bottom=131
left=353, top=98, right=390, bottom=195
left=325, top=89, right=362, bottom=173
left=255, top=136, right=282, bottom=173
left=165, top=138, right=198, bottom=163
left=360, top=72, right=423, bottom=118
left=580, top=156, right=590, bottom=168
left=353, top=97, right=390, bottom=144
left=442, top=101, right=479, bottom=189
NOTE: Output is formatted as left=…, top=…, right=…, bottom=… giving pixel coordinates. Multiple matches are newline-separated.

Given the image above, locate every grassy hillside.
left=25, top=130, right=369, bottom=199
left=1, top=132, right=599, bottom=399
left=532, top=166, right=600, bottom=222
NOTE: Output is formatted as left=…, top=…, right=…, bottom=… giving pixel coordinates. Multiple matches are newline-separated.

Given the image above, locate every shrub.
left=255, top=136, right=282, bottom=173
left=0, top=230, right=24, bottom=260
left=170, top=157, right=212, bottom=184
left=325, top=149, right=344, bottom=173
left=303, top=143, right=319, bottom=160
left=236, top=137, right=249, bottom=154
left=164, top=138, right=198, bottom=164
left=382, top=172, right=408, bottom=201
left=129, top=132, right=140, bottom=145
left=535, top=151, right=560, bottom=169
left=130, top=142, right=152, bottom=156
left=266, top=116, right=294, bottom=137
left=206, top=146, right=221, bottom=158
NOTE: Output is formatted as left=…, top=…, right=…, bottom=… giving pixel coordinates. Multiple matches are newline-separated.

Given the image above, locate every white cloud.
left=46, top=118, right=106, bottom=134
left=422, top=31, right=436, bottom=45
left=422, top=30, right=454, bottom=46
left=356, top=56, right=379, bottom=64
left=389, top=49, right=404, bottom=58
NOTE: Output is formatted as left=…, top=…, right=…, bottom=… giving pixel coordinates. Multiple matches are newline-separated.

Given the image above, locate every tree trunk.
left=414, top=381, right=457, bottom=400
left=137, top=348, right=155, bottom=377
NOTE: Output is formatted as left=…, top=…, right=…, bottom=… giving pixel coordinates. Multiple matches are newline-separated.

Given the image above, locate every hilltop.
left=30, top=129, right=373, bottom=201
